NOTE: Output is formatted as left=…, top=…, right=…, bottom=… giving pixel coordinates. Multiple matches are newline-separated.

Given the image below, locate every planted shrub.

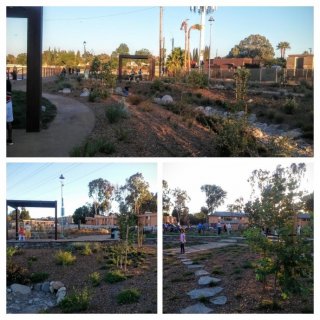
left=105, top=103, right=130, bottom=123
left=81, top=243, right=92, bottom=256
left=116, top=288, right=140, bottom=304
left=283, top=97, right=298, bottom=114
left=89, top=272, right=101, bottom=287
left=7, top=262, right=30, bottom=285
left=104, top=270, right=127, bottom=283
left=58, top=287, right=91, bottom=313
left=186, top=70, right=208, bottom=88
left=54, top=250, right=76, bottom=266
left=70, top=138, right=115, bottom=157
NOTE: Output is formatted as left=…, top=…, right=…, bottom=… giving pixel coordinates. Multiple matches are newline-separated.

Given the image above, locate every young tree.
left=244, top=163, right=313, bottom=303
left=162, top=180, right=172, bottom=216
left=72, top=204, right=92, bottom=224
left=200, top=184, right=227, bottom=217
left=88, top=178, right=114, bottom=216
left=171, top=188, right=190, bottom=225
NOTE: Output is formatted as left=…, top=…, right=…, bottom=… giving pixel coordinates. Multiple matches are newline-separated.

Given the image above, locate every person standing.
left=227, top=222, right=232, bottom=235
left=297, top=224, right=301, bottom=236
left=217, top=221, right=222, bottom=235
left=25, top=222, right=32, bottom=240
left=180, top=229, right=186, bottom=254
left=7, top=79, right=14, bottom=145
left=18, top=225, right=26, bottom=241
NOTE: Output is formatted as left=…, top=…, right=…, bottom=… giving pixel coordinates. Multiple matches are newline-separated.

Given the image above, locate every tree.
left=234, top=68, right=251, bottom=113
left=165, top=47, right=184, bottom=76
left=16, top=53, right=27, bottom=65
left=118, top=173, right=153, bottom=247
left=8, top=207, right=31, bottom=222
left=227, top=197, right=245, bottom=212
left=200, top=184, right=227, bottom=215
left=135, top=48, right=152, bottom=56
left=171, top=188, right=190, bottom=225
left=162, top=180, right=172, bottom=216
left=276, top=41, right=291, bottom=59
left=6, top=54, right=16, bottom=64
left=112, top=43, right=130, bottom=58
left=72, top=204, right=92, bottom=224
left=228, top=34, right=275, bottom=62
left=244, top=163, right=313, bottom=302
left=88, top=178, right=114, bottom=216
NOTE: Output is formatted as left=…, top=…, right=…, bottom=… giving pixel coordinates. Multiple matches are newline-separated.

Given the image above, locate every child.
left=18, top=225, right=25, bottom=241
left=180, top=229, right=186, bottom=254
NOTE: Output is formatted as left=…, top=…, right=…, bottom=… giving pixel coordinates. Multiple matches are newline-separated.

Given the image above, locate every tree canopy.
left=228, top=34, right=275, bottom=61
left=200, top=184, right=227, bottom=214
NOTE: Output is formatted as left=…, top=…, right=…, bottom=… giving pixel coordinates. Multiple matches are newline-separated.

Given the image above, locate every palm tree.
left=180, top=19, right=189, bottom=71
left=276, top=41, right=291, bottom=59
left=190, top=6, right=216, bottom=68
left=166, top=47, right=184, bottom=76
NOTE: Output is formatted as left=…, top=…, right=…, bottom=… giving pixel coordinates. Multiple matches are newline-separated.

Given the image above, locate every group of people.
left=129, top=68, right=143, bottom=82
left=18, top=223, right=32, bottom=241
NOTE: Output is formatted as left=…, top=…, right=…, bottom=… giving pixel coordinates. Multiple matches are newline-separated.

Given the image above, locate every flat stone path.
left=7, top=91, right=95, bottom=157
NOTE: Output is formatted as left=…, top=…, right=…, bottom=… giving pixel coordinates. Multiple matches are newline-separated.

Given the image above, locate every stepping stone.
left=187, top=287, right=223, bottom=299
left=187, top=264, right=204, bottom=269
left=195, top=270, right=210, bottom=277
left=180, top=303, right=213, bottom=314
left=181, top=259, right=191, bottom=262
left=198, top=276, right=221, bottom=285
left=210, top=295, right=227, bottom=305
left=183, top=261, right=193, bottom=265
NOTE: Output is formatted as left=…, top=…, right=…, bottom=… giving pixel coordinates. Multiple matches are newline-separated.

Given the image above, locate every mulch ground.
left=8, top=243, right=157, bottom=313
left=163, top=244, right=313, bottom=314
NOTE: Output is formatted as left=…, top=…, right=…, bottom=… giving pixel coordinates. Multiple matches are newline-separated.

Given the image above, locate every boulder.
left=80, top=88, right=90, bottom=97
left=50, top=281, right=65, bottom=293
left=210, top=295, right=227, bottom=305
left=10, top=284, right=31, bottom=295
left=187, top=287, right=223, bottom=299
left=56, top=287, right=67, bottom=304
left=161, top=95, right=173, bottom=105
left=62, top=88, right=71, bottom=94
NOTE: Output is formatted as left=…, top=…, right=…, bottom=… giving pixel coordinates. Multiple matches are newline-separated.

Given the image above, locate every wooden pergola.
left=7, top=7, right=43, bottom=132
left=118, top=54, right=155, bottom=81
left=6, top=200, right=58, bottom=240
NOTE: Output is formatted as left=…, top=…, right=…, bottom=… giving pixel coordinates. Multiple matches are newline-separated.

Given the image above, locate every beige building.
left=208, top=211, right=249, bottom=230
left=163, top=215, right=177, bottom=224
left=138, top=212, right=157, bottom=227
left=85, top=213, right=118, bottom=226
left=286, top=54, right=314, bottom=70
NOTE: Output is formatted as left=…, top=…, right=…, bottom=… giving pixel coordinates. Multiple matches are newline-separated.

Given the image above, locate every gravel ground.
left=8, top=243, right=157, bottom=313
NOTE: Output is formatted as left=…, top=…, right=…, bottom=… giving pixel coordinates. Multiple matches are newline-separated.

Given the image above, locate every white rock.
left=62, top=88, right=71, bottom=94
left=10, top=284, right=31, bottom=295
left=161, top=95, right=173, bottom=104
left=115, top=87, right=123, bottom=95
left=80, top=88, right=90, bottom=97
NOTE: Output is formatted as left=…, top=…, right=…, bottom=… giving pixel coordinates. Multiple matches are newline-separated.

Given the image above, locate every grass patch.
left=88, top=272, right=101, bottom=287
left=117, top=288, right=141, bottom=304
left=54, top=250, right=76, bottom=266
left=30, top=272, right=49, bottom=283
left=105, top=102, right=130, bottom=123
left=212, top=267, right=225, bottom=275
left=80, top=243, right=92, bottom=256
left=104, top=270, right=127, bottom=284
left=58, top=287, right=91, bottom=313
left=70, top=138, right=115, bottom=157
left=11, top=90, right=57, bottom=129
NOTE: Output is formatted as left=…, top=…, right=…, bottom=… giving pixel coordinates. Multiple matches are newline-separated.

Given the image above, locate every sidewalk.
left=7, top=92, right=95, bottom=157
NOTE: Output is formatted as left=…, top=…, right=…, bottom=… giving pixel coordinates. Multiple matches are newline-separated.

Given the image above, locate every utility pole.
left=159, top=7, right=163, bottom=77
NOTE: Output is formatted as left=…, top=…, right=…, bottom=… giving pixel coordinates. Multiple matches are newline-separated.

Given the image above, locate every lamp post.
left=59, top=174, right=65, bottom=238
left=208, top=16, right=214, bottom=83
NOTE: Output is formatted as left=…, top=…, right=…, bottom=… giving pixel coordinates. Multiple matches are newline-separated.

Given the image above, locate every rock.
left=187, top=287, right=224, bottom=299
left=180, top=303, right=213, bottom=314
left=198, top=276, right=221, bottom=285
left=236, top=111, right=246, bottom=118
left=248, top=113, right=257, bottom=123
left=50, top=281, right=64, bottom=292
left=195, top=106, right=205, bottom=113
left=153, top=97, right=162, bottom=105
left=195, top=270, right=210, bottom=277
left=62, top=88, right=71, bottom=94
left=161, top=95, right=173, bottom=105
left=10, top=284, right=31, bottom=295
left=115, top=87, right=123, bottom=95
left=56, top=287, right=67, bottom=304
left=41, top=106, right=46, bottom=112
left=187, top=264, right=204, bottom=269
left=182, top=261, right=193, bottom=265
left=181, top=259, right=192, bottom=262
left=80, top=88, right=90, bottom=97
left=210, top=295, right=227, bottom=305
left=213, top=84, right=225, bottom=90
left=41, top=282, right=51, bottom=293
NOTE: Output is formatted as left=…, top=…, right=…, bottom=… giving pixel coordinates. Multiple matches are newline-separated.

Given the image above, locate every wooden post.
left=55, top=201, right=58, bottom=240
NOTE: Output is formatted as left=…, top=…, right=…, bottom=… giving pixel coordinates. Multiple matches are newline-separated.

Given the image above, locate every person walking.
left=180, top=229, right=186, bottom=254
left=6, top=79, right=14, bottom=145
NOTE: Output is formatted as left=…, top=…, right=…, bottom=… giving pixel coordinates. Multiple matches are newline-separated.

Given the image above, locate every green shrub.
left=106, top=103, right=130, bottom=123
left=54, top=250, right=76, bottom=266
left=186, top=70, right=208, bottom=88
left=283, top=97, right=298, bottom=114
left=30, top=272, right=49, bottom=283
left=70, top=138, right=115, bottom=157
left=89, top=272, right=101, bottom=287
left=81, top=243, right=92, bottom=256
left=150, top=79, right=165, bottom=92
left=115, top=127, right=130, bottom=142
left=58, top=287, right=91, bottom=313
left=116, top=288, right=140, bottom=304
left=104, top=270, right=127, bottom=283
left=7, top=262, right=30, bottom=285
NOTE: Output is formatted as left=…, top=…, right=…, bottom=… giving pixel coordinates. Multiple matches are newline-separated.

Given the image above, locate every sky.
left=6, top=162, right=158, bottom=218
left=6, top=6, right=314, bottom=58
left=163, top=159, right=314, bottom=214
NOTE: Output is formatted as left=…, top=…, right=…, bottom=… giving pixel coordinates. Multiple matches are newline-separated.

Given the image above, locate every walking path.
left=7, top=80, right=95, bottom=157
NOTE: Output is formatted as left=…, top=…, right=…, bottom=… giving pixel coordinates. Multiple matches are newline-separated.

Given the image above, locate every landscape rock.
left=187, top=264, right=204, bottom=269
left=187, top=287, right=223, bottom=299
left=80, top=88, right=90, bottom=97
left=50, top=281, right=65, bottom=293
left=195, top=270, right=210, bottom=277
left=115, top=87, right=123, bottom=95
left=180, top=303, right=213, bottom=314
left=56, top=287, right=67, bottom=303
left=210, top=295, right=227, bottom=305
left=62, top=88, right=71, bottom=94
left=10, top=284, right=31, bottom=295
left=198, top=276, right=221, bottom=285
left=182, top=261, right=193, bottom=265
left=161, top=95, right=174, bottom=104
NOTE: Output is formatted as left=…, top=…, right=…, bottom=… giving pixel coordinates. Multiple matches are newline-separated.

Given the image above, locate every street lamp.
left=208, top=16, right=215, bottom=83
left=59, top=174, right=65, bottom=238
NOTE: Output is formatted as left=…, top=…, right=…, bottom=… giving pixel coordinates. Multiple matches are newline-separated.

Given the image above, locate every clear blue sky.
left=163, top=160, right=314, bottom=214
left=7, top=162, right=158, bottom=219
left=6, top=6, right=314, bottom=58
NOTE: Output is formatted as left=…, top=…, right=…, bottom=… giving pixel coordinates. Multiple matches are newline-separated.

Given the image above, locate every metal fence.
left=6, top=65, right=62, bottom=80
left=209, top=68, right=313, bottom=84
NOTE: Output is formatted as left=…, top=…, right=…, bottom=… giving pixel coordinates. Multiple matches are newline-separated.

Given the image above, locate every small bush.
left=104, top=270, right=127, bottom=283
left=186, top=70, right=208, bottom=88
left=283, top=97, right=298, bottom=114
left=70, top=138, right=115, bottom=157
left=81, top=243, right=92, bottom=256
left=30, top=272, right=49, bottom=283
left=58, top=287, right=91, bottom=313
left=7, top=262, right=30, bottom=285
left=115, top=127, right=130, bottom=142
left=89, top=272, right=101, bottom=287
left=150, top=79, right=165, bottom=92
left=54, top=250, right=76, bottom=266
left=116, top=288, right=140, bottom=304
left=106, top=103, right=130, bottom=123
